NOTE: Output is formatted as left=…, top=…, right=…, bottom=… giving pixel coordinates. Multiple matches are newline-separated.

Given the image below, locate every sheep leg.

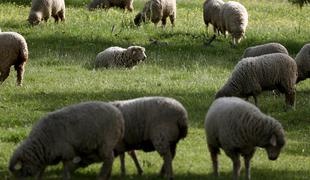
left=62, top=160, right=79, bottom=180
left=35, top=166, right=46, bottom=180
left=208, top=144, right=220, bottom=176
left=153, top=134, right=174, bottom=180
left=128, top=150, right=143, bottom=175
left=14, top=62, right=25, bottom=86
left=119, top=153, right=126, bottom=176
left=0, top=68, right=10, bottom=84
left=98, top=149, right=114, bottom=180
left=161, top=18, right=167, bottom=28
left=285, top=90, right=295, bottom=110
left=225, top=150, right=241, bottom=180
left=58, top=10, right=65, bottom=22
left=243, top=150, right=255, bottom=180
left=52, top=14, right=59, bottom=23
left=126, top=0, right=133, bottom=12
left=169, top=14, right=175, bottom=28
left=253, top=95, right=258, bottom=107
left=160, top=142, right=177, bottom=177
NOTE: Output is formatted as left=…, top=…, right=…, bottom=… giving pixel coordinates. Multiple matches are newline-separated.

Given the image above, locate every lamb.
left=205, top=97, right=286, bottom=180
left=0, top=32, right=28, bottom=86
left=295, top=43, right=310, bottom=83
left=242, top=42, right=289, bottom=58
left=215, top=53, right=298, bottom=109
left=88, top=0, right=134, bottom=11
left=219, top=1, right=248, bottom=45
left=110, top=96, right=188, bottom=179
left=134, top=0, right=176, bottom=27
left=94, top=46, right=146, bottom=69
left=203, top=0, right=225, bottom=35
left=9, top=101, right=125, bottom=180
left=28, top=0, right=65, bottom=25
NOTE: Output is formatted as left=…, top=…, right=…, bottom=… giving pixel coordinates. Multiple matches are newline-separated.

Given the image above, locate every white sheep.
left=295, top=43, right=310, bottom=83
left=242, top=42, right=289, bottom=58
left=94, top=46, right=146, bottom=69
left=88, top=0, right=134, bottom=11
left=64, top=97, right=188, bottom=179
left=111, top=96, right=188, bottom=179
left=0, top=32, right=28, bottom=86
left=203, top=0, right=225, bottom=35
left=216, top=53, right=298, bottom=109
left=9, top=101, right=124, bottom=180
left=28, top=0, right=65, bottom=25
left=134, top=0, right=176, bottom=27
left=205, top=97, right=285, bottom=180
left=219, top=1, right=248, bottom=45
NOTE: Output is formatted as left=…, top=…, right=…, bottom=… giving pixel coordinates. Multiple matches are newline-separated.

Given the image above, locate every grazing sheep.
left=9, top=102, right=124, bottom=180
left=242, top=43, right=289, bottom=58
left=134, top=0, right=176, bottom=27
left=203, top=0, right=225, bottom=35
left=88, top=0, right=134, bottom=11
left=94, top=46, right=146, bottom=69
left=28, top=0, right=65, bottom=25
left=205, top=97, right=285, bottom=180
left=0, top=32, right=28, bottom=86
left=295, top=43, right=310, bottom=83
left=111, top=96, right=188, bottom=179
left=220, top=1, right=248, bottom=45
left=215, top=53, right=298, bottom=109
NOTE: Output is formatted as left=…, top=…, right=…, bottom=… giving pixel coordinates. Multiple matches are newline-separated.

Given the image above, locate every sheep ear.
left=270, top=135, right=277, bottom=146
left=14, top=161, right=22, bottom=170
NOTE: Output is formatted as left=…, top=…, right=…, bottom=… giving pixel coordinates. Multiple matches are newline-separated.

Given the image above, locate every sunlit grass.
left=0, top=0, right=310, bottom=179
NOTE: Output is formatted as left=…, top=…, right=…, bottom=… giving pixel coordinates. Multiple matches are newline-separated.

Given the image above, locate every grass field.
left=0, top=0, right=310, bottom=179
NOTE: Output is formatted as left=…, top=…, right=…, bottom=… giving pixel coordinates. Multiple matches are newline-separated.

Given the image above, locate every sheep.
left=0, top=32, right=28, bottom=86
left=94, top=46, right=146, bottom=69
left=9, top=101, right=125, bottom=180
left=215, top=53, right=298, bottom=109
left=134, top=0, right=176, bottom=27
left=295, top=43, right=310, bottom=83
left=88, top=0, right=134, bottom=11
left=205, top=97, right=286, bottom=180
left=203, top=0, right=225, bottom=35
left=219, top=1, right=248, bottom=45
left=28, top=0, right=65, bottom=25
left=112, top=96, right=188, bottom=179
left=242, top=43, right=289, bottom=58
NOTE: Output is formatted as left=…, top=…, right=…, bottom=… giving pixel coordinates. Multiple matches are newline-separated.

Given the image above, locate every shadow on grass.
left=1, top=167, right=309, bottom=180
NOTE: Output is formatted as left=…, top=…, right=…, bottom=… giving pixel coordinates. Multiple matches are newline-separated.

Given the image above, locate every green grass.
left=0, top=0, right=310, bottom=179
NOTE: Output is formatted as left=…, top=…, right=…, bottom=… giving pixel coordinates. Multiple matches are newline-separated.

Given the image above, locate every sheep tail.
left=15, top=41, right=28, bottom=70
left=178, top=115, right=188, bottom=139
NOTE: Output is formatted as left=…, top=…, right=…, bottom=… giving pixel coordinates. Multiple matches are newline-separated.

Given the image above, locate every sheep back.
left=9, top=101, right=124, bottom=178
left=0, top=32, right=28, bottom=85
left=220, top=1, right=248, bottom=42
left=242, top=43, right=289, bottom=58
left=111, top=96, right=188, bottom=152
left=216, top=53, right=297, bottom=100
left=295, top=43, right=310, bottom=83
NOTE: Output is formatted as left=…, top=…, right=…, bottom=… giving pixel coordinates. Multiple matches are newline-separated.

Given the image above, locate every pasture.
left=0, top=0, right=310, bottom=179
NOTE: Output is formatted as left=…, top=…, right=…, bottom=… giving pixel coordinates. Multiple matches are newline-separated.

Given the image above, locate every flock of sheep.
left=0, top=0, right=310, bottom=180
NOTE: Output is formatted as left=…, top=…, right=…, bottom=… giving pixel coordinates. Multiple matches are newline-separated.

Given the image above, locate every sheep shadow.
left=1, top=167, right=309, bottom=180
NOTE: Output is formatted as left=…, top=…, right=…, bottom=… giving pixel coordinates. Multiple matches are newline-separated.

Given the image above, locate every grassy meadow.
left=0, top=0, right=310, bottom=179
